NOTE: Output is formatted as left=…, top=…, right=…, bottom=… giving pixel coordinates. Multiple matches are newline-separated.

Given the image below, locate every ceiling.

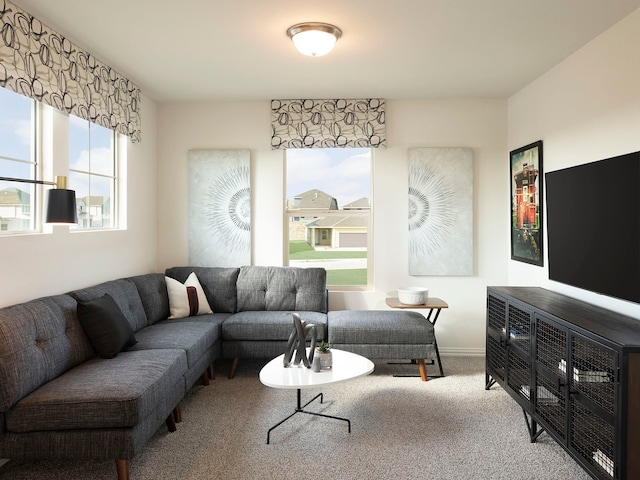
left=15, top=0, right=640, bottom=103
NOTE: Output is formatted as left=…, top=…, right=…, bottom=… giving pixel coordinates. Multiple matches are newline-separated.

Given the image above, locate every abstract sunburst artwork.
left=188, top=149, right=251, bottom=267
left=408, top=148, right=473, bottom=275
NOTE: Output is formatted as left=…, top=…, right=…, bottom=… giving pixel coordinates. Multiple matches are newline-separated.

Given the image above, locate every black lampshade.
left=45, top=189, right=78, bottom=224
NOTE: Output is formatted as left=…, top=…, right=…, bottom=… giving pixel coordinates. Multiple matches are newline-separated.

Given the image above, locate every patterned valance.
left=271, top=98, right=386, bottom=149
left=0, top=0, right=141, bottom=142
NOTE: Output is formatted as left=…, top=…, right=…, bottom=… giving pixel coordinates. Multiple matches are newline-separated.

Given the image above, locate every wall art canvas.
left=408, top=148, right=473, bottom=275
left=510, top=141, right=543, bottom=266
left=188, top=149, right=251, bottom=267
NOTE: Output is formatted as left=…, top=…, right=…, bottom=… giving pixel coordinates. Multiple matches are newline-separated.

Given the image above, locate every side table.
left=385, top=296, right=448, bottom=377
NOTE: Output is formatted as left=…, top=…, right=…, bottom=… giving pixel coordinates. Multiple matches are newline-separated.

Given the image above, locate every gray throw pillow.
left=77, top=293, right=137, bottom=358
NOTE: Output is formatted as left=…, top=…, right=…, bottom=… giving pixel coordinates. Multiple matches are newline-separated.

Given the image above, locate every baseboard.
left=0, top=459, right=9, bottom=468
left=439, top=347, right=485, bottom=357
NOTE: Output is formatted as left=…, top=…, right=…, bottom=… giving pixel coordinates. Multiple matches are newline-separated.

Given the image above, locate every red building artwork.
left=513, top=163, right=538, bottom=228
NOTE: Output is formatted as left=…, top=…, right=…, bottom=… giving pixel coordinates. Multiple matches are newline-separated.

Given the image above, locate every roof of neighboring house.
left=307, top=216, right=368, bottom=228
left=0, top=187, right=30, bottom=205
left=289, top=189, right=338, bottom=210
left=343, top=197, right=370, bottom=210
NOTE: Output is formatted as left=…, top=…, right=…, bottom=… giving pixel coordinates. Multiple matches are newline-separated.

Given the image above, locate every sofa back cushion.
left=165, top=267, right=240, bottom=314
left=128, top=273, right=170, bottom=325
left=236, top=266, right=328, bottom=313
left=68, top=279, right=148, bottom=332
left=0, top=295, right=94, bottom=411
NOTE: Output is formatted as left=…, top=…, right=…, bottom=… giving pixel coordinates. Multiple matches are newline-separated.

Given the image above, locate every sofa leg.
left=201, top=370, right=211, bottom=386
left=228, top=357, right=239, bottom=379
left=165, top=412, right=177, bottom=432
left=173, top=403, right=182, bottom=423
left=208, top=363, right=215, bottom=380
left=115, top=459, right=129, bottom=480
left=417, top=359, right=428, bottom=381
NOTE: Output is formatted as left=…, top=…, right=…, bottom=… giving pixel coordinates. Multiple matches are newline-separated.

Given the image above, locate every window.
left=285, top=148, right=372, bottom=289
left=0, top=88, right=37, bottom=234
left=69, top=115, right=117, bottom=229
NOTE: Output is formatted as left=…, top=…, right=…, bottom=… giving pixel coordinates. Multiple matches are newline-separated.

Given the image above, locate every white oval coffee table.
left=260, top=349, right=374, bottom=444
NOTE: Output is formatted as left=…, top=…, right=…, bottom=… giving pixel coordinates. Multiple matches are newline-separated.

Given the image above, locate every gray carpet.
left=0, top=357, right=591, bottom=480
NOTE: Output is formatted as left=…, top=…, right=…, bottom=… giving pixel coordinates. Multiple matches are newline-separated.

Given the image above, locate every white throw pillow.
left=165, top=272, right=213, bottom=319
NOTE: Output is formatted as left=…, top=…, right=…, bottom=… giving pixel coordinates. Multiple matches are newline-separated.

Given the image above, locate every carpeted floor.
left=0, top=356, right=591, bottom=480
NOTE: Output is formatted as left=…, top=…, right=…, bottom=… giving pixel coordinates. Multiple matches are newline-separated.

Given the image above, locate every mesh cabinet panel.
left=535, top=372, right=567, bottom=440
left=536, top=317, right=567, bottom=440
left=536, top=317, right=567, bottom=373
left=571, top=400, right=615, bottom=478
left=571, top=336, right=616, bottom=415
left=508, top=304, right=531, bottom=355
left=507, top=351, right=530, bottom=403
left=487, top=295, right=506, bottom=382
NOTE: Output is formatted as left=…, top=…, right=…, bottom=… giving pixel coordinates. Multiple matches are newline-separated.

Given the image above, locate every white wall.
left=508, top=9, right=640, bottom=318
left=157, top=98, right=508, bottom=355
left=0, top=94, right=159, bottom=307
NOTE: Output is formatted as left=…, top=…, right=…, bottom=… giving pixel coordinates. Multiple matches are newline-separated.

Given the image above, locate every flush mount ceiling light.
left=286, top=22, right=342, bottom=57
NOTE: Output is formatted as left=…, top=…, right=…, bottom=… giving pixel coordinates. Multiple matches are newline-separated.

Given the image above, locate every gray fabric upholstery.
left=0, top=381, right=185, bottom=460
left=236, top=266, right=328, bottom=313
left=0, top=295, right=94, bottom=411
left=5, top=349, right=187, bottom=432
left=129, top=320, right=220, bottom=368
left=222, top=311, right=327, bottom=341
left=222, top=340, right=293, bottom=360
left=327, top=343, right=435, bottom=360
left=165, top=266, right=240, bottom=314
left=128, top=273, right=170, bottom=325
left=68, top=279, right=148, bottom=332
left=328, top=310, right=435, bottom=344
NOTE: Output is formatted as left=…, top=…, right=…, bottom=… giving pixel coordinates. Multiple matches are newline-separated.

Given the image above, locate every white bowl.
left=398, top=287, right=429, bottom=305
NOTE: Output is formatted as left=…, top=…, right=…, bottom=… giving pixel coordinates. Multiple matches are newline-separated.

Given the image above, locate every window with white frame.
left=0, top=88, right=38, bottom=234
left=68, top=115, right=117, bottom=229
left=285, top=148, right=372, bottom=289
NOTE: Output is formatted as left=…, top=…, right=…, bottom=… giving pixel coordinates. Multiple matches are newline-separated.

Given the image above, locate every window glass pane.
left=69, top=115, right=90, bottom=171
left=90, top=123, right=113, bottom=176
left=0, top=88, right=32, bottom=160
left=0, top=88, right=36, bottom=233
left=69, top=113, right=117, bottom=230
left=286, top=148, right=371, bottom=288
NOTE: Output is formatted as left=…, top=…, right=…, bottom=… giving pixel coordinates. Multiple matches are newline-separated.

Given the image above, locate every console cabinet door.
left=534, top=313, right=569, bottom=444
left=569, top=333, right=618, bottom=479
left=505, top=302, right=534, bottom=411
left=486, top=293, right=507, bottom=384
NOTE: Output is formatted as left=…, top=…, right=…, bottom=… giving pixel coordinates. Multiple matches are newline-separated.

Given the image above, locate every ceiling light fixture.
left=286, top=22, right=342, bottom=57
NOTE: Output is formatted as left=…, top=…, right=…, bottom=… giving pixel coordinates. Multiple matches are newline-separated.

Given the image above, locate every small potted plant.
left=314, top=341, right=332, bottom=370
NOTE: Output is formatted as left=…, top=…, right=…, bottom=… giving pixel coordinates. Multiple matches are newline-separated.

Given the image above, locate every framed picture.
left=510, top=141, right=543, bottom=266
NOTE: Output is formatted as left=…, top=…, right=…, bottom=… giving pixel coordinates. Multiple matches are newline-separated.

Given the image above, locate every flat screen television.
left=546, top=150, right=640, bottom=304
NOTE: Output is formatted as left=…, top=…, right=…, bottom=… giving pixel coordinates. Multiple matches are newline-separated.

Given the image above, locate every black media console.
left=486, top=287, right=640, bottom=480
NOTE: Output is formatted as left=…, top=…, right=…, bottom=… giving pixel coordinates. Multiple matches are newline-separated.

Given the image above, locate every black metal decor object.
left=283, top=313, right=317, bottom=368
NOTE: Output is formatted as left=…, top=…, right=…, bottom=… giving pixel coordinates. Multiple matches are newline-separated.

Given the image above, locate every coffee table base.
left=267, top=388, right=351, bottom=444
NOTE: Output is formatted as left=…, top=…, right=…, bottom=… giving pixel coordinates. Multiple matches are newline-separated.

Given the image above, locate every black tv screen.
left=546, top=151, right=640, bottom=304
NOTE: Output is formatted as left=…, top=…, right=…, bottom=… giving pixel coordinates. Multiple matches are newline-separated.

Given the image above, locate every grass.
left=289, top=241, right=367, bottom=285
left=327, top=269, right=367, bottom=285
left=289, top=240, right=367, bottom=260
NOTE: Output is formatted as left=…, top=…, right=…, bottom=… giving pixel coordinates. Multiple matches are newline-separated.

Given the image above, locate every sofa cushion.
left=129, top=319, right=221, bottom=368
left=236, top=266, right=328, bottom=313
left=165, top=267, right=240, bottom=314
left=0, top=295, right=94, bottom=411
left=69, top=279, right=148, bottom=332
left=127, top=273, right=170, bottom=325
left=5, top=349, right=187, bottom=432
left=165, top=272, right=213, bottom=318
left=77, top=293, right=138, bottom=358
left=222, top=311, right=328, bottom=342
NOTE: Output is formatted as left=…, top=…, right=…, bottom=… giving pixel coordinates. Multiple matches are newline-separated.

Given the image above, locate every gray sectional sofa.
left=0, top=265, right=434, bottom=480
